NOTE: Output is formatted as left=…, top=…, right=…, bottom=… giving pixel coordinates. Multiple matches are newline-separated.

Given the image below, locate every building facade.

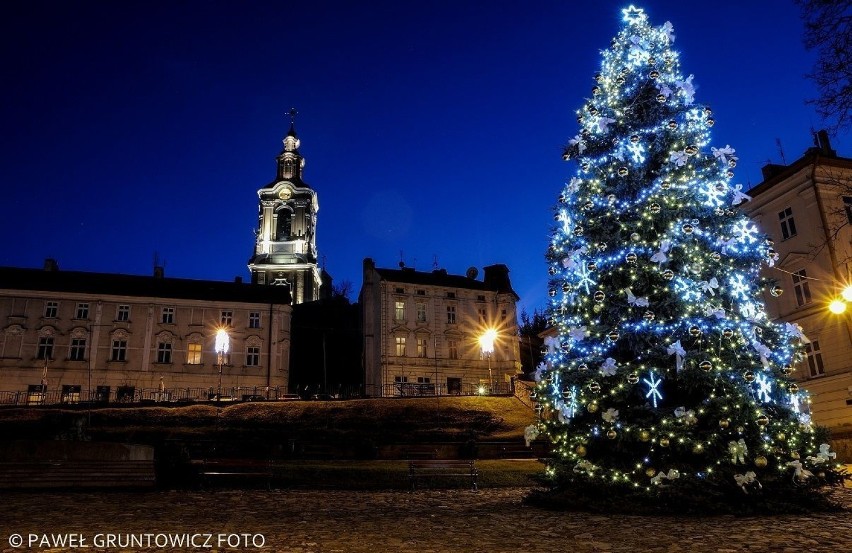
left=247, top=115, right=324, bottom=304
left=360, top=258, right=521, bottom=397
left=743, top=131, right=852, bottom=431
left=0, top=261, right=292, bottom=404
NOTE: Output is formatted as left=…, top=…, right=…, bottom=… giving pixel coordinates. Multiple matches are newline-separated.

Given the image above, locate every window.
left=116, top=304, right=131, bottom=321
left=478, top=308, right=487, bottom=324
left=156, top=342, right=172, bottom=363
left=249, top=311, right=261, bottom=329
left=44, top=301, right=58, bottom=318
left=36, top=337, right=54, bottom=360
left=69, top=338, right=86, bottom=361
left=246, top=346, right=260, bottom=366
left=75, top=303, right=89, bottom=320
left=395, top=287, right=405, bottom=294
left=778, top=207, right=797, bottom=240
left=417, top=338, right=427, bottom=358
left=417, top=376, right=431, bottom=384
left=844, top=196, right=852, bottom=225
left=111, top=340, right=127, bottom=361
left=395, top=336, right=406, bottom=356
left=186, top=343, right=202, bottom=364
left=416, top=303, right=427, bottom=323
left=501, top=309, right=508, bottom=321
left=416, top=290, right=426, bottom=296
left=161, top=307, right=175, bottom=324
left=394, top=301, right=405, bottom=321
left=61, top=385, right=81, bottom=404
left=804, top=340, right=825, bottom=377
left=477, top=295, right=486, bottom=302
left=220, top=310, right=233, bottom=326
left=446, top=305, right=456, bottom=324
left=792, top=269, right=813, bottom=306
left=394, top=376, right=408, bottom=383
left=446, top=292, right=456, bottom=299
left=448, top=339, right=458, bottom=360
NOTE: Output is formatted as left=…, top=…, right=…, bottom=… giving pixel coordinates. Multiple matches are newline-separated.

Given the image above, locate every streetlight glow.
left=842, top=285, right=852, bottom=303
left=478, top=328, right=497, bottom=354
left=215, top=328, right=230, bottom=355
left=828, top=299, right=847, bottom=314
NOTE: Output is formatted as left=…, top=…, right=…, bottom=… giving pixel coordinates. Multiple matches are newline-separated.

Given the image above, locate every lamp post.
left=479, top=328, right=497, bottom=394
left=215, top=328, right=230, bottom=403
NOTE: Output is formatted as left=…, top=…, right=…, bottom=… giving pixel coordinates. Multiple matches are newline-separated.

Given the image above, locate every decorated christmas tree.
left=531, top=5, right=845, bottom=512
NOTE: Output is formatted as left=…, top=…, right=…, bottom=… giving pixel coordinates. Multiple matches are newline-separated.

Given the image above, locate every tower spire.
left=287, top=107, right=298, bottom=135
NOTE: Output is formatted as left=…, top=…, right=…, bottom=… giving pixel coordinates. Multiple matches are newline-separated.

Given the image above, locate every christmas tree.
left=532, top=5, right=845, bottom=511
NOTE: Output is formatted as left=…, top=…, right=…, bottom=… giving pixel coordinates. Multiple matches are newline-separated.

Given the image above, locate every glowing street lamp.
left=479, top=328, right=498, bottom=394
left=828, top=299, right=847, bottom=314
left=843, top=285, right=852, bottom=303
left=215, top=328, right=230, bottom=402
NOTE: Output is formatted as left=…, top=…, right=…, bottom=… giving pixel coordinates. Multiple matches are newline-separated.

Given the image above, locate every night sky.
left=2, top=0, right=849, bottom=314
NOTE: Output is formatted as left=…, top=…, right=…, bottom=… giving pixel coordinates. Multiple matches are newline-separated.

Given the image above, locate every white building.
left=360, top=258, right=521, bottom=397
left=0, top=261, right=292, bottom=404
left=744, top=131, right=852, bottom=430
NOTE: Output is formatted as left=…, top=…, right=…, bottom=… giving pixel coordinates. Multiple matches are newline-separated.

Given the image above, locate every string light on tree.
left=530, top=4, right=844, bottom=505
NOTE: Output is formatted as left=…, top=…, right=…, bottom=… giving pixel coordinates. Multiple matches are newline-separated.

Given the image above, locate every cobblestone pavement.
left=1, top=487, right=851, bottom=553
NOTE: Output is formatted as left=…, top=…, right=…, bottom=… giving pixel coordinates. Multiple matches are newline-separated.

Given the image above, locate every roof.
left=374, top=266, right=518, bottom=297
left=749, top=148, right=852, bottom=198
left=0, top=266, right=292, bottom=305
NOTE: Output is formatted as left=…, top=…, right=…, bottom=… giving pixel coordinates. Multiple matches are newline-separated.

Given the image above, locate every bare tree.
left=331, top=280, right=354, bottom=302
left=795, top=0, right=852, bottom=134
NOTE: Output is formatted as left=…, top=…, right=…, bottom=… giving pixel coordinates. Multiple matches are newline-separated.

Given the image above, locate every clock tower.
left=247, top=110, right=322, bottom=304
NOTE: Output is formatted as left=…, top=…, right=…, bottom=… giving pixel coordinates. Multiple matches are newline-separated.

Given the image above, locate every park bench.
left=0, top=460, right=156, bottom=489
left=408, top=459, right=478, bottom=491
left=500, top=445, right=536, bottom=459
left=196, top=458, right=274, bottom=490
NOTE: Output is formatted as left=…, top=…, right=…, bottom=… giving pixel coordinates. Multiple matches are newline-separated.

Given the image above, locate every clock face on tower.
left=278, top=188, right=292, bottom=200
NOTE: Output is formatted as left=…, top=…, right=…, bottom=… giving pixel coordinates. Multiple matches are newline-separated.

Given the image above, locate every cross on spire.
left=288, top=107, right=298, bottom=126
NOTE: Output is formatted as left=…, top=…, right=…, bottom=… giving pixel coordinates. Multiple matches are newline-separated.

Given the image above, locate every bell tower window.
left=283, top=158, right=294, bottom=178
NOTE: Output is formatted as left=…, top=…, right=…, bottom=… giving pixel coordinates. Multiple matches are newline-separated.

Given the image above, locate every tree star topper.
left=622, top=5, right=646, bottom=24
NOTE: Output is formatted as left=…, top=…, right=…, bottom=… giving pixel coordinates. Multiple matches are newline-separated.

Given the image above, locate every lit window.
left=395, top=336, right=406, bottom=356
left=246, top=346, right=260, bottom=366
left=416, top=303, right=427, bottom=323
left=69, top=338, right=86, bottom=361
left=187, top=343, right=202, bottom=365
left=395, top=301, right=405, bottom=321
left=116, top=304, right=131, bottom=321
left=36, top=337, right=54, bottom=360
left=111, top=340, right=127, bottom=361
left=249, top=312, right=261, bottom=329
left=417, top=338, right=427, bottom=358
left=448, top=339, right=458, bottom=360
left=157, top=342, right=172, bottom=364
left=778, top=207, right=797, bottom=240
left=61, top=385, right=81, bottom=404
left=446, top=306, right=456, bottom=324
left=161, top=307, right=175, bottom=324
left=792, top=269, right=812, bottom=306
left=220, top=310, right=233, bottom=326
left=75, top=303, right=89, bottom=320
left=44, top=301, right=58, bottom=318
left=804, top=340, right=825, bottom=377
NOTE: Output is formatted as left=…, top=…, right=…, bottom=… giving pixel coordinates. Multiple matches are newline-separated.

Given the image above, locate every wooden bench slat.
left=408, top=460, right=478, bottom=491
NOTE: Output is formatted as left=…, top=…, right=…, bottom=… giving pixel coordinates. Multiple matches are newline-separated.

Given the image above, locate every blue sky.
left=2, top=0, right=849, bottom=314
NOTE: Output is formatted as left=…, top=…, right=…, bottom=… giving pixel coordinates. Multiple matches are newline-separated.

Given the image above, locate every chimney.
left=483, top=264, right=512, bottom=293
left=43, top=258, right=59, bottom=272
left=153, top=266, right=164, bottom=279
left=761, top=163, right=786, bottom=181
left=816, top=130, right=836, bottom=157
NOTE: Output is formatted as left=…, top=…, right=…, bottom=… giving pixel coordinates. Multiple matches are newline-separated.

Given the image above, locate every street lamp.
left=828, top=285, right=852, bottom=315
left=479, top=328, right=497, bottom=394
left=215, top=328, right=230, bottom=402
